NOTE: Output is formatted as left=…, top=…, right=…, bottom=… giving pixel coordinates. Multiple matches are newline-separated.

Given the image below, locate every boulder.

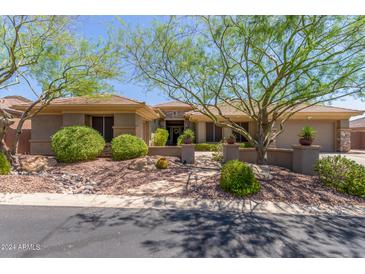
left=18, top=155, right=57, bottom=173
left=128, top=157, right=156, bottom=171
left=248, top=164, right=273, bottom=180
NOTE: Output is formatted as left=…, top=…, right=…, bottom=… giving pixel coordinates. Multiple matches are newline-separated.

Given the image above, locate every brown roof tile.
left=154, top=101, right=193, bottom=109
left=186, top=103, right=363, bottom=116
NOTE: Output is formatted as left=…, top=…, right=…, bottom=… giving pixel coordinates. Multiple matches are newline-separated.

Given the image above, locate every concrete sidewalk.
left=0, top=192, right=364, bottom=217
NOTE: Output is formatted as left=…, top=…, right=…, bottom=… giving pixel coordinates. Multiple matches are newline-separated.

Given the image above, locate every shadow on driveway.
left=16, top=207, right=365, bottom=258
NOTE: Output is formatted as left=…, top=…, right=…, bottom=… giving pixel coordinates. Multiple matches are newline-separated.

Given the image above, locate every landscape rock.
left=128, top=157, right=156, bottom=171
left=18, top=155, right=57, bottom=173
left=248, top=164, right=273, bottom=180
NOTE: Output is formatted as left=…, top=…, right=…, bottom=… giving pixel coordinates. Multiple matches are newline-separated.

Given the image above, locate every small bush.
left=111, top=134, right=148, bottom=161
left=315, top=156, right=365, bottom=198
left=51, top=126, right=105, bottom=163
left=152, top=128, right=169, bottom=146
left=0, top=152, right=11, bottom=175
left=177, top=129, right=195, bottom=145
left=195, top=143, right=218, bottom=152
left=239, top=142, right=254, bottom=148
left=155, top=157, right=169, bottom=169
left=220, top=160, right=260, bottom=197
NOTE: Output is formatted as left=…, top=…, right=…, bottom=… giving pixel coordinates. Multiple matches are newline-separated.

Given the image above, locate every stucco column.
left=196, top=122, right=206, bottom=143
left=292, top=145, right=320, bottom=175
left=223, top=144, right=239, bottom=162
left=222, top=127, right=232, bottom=140
left=181, top=144, right=195, bottom=164
left=336, top=120, right=351, bottom=152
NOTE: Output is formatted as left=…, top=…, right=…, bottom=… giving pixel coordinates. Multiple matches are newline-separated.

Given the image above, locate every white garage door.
left=276, top=120, right=335, bottom=152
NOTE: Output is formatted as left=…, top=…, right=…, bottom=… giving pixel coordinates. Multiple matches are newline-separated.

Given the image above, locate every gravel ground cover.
left=0, top=153, right=364, bottom=207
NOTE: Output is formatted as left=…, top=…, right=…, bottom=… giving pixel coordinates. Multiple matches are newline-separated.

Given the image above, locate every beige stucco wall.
left=148, top=146, right=181, bottom=157
left=196, top=121, right=206, bottom=143
left=135, top=114, right=144, bottom=139
left=30, top=115, right=63, bottom=155
left=113, top=113, right=149, bottom=143
left=239, top=148, right=293, bottom=169
left=113, top=113, right=136, bottom=136
left=276, top=120, right=336, bottom=152
left=62, top=113, right=85, bottom=127
left=222, top=127, right=232, bottom=139
left=351, top=130, right=365, bottom=149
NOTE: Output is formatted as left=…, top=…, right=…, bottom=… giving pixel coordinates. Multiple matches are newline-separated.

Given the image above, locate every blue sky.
left=2, top=15, right=365, bottom=118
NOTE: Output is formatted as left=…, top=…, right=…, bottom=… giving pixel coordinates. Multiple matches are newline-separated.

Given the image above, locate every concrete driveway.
left=320, top=150, right=365, bottom=166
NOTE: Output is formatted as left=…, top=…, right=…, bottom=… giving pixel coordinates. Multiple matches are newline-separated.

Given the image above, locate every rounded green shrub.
left=315, top=156, right=365, bottom=198
left=155, top=157, right=169, bottom=169
left=0, top=152, right=11, bottom=175
left=195, top=143, right=218, bottom=152
left=111, top=134, right=148, bottom=161
left=152, top=128, right=169, bottom=146
left=220, top=160, right=260, bottom=197
left=51, top=126, right=105, bottom=163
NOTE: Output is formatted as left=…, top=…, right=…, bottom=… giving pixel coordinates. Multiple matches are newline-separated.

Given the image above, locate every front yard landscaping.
left=1, top=152, right=364, bottom=207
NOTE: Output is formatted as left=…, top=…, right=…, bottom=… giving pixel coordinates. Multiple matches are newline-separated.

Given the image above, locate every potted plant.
left=226, top=134, right=236, bottom=144
left=298, top=126, right=316, bottom=146
left=178, top=129, right=195, bottom=145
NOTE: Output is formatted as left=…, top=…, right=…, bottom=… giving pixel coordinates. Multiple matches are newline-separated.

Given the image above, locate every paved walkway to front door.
left=126, top=152, right=220, bottom=196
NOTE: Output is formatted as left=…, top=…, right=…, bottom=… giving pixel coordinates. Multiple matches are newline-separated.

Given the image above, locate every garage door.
left=276, top=120, right=335, bottom=152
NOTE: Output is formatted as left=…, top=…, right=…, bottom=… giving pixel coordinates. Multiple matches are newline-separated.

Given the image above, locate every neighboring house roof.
left=186, top=103, right=363, bottom=121
left=0, top=96, right=32, bottom=117
left=12, top=95, right=160, bottom=121
left=350, top=117, right=365, bottom=129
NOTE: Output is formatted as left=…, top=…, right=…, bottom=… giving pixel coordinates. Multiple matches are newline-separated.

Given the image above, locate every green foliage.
left=0, top=152, right=11, bottom=175
left=239, top=142, right=254, bottom=148
left=315, top=156, right=365, bottom=198
left=299, top=126, right=316, bottom=139
left=195, top=143, right=219, bottom=151
left=155, top=157, right=169, bottom=169
left=51, top=126, right=105, bottom=163
left=111, top=134, right=148, bottom=161
left=212, top=141, right=224, bottom=162
left=220, top=160, right=260, bottom=197
left=124, top=15, right=365, bottom=164
left=152, top=128, right=169, bottom=146
left=177, top=129, right=195, bottom=145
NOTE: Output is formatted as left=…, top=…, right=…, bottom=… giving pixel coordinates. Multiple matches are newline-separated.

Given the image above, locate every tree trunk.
left=256, top=143, right=268, bottom=165
left=11, top=117, right=26, bottom=155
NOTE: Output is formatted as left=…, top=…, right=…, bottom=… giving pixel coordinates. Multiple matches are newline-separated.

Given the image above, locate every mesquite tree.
left=0, top=16, right=68, bottom=157
left=123, top=16, right=365, bottom=164
left=10, top=30, right=121, bottom=154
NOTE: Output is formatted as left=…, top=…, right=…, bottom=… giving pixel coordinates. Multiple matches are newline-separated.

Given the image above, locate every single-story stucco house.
left=11, top=95, right=363, bottom=155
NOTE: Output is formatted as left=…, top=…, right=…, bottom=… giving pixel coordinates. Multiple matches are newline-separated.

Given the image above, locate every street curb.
left=0, top=192, right=364, bottom=216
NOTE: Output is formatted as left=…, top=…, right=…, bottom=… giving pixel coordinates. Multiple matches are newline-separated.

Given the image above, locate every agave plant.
left=298, top=126, right=316, bottom=146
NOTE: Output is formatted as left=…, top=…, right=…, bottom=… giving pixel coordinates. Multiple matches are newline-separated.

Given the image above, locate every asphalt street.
left=0, top=205, right=364, bottom=257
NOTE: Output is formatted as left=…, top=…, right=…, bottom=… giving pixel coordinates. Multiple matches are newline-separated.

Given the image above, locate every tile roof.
left=154, top=101, right=193, bottom=108
left=186, top=103, right=363, bottom=116
left=0, top=96, right=32, bottom=116
left=14, top=94, right=145, bottom=106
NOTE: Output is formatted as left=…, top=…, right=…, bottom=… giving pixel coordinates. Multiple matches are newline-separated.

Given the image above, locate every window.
left=206, top=122, right=223, bottom=142
left=233, top=122, right=249, bottom=142
left=92, top=116, right=114, bottom=142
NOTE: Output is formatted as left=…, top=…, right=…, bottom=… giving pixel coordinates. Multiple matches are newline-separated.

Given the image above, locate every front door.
left=92, top=116, right=114, bottom=142
left=171, top=126, right=183, bottom=145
